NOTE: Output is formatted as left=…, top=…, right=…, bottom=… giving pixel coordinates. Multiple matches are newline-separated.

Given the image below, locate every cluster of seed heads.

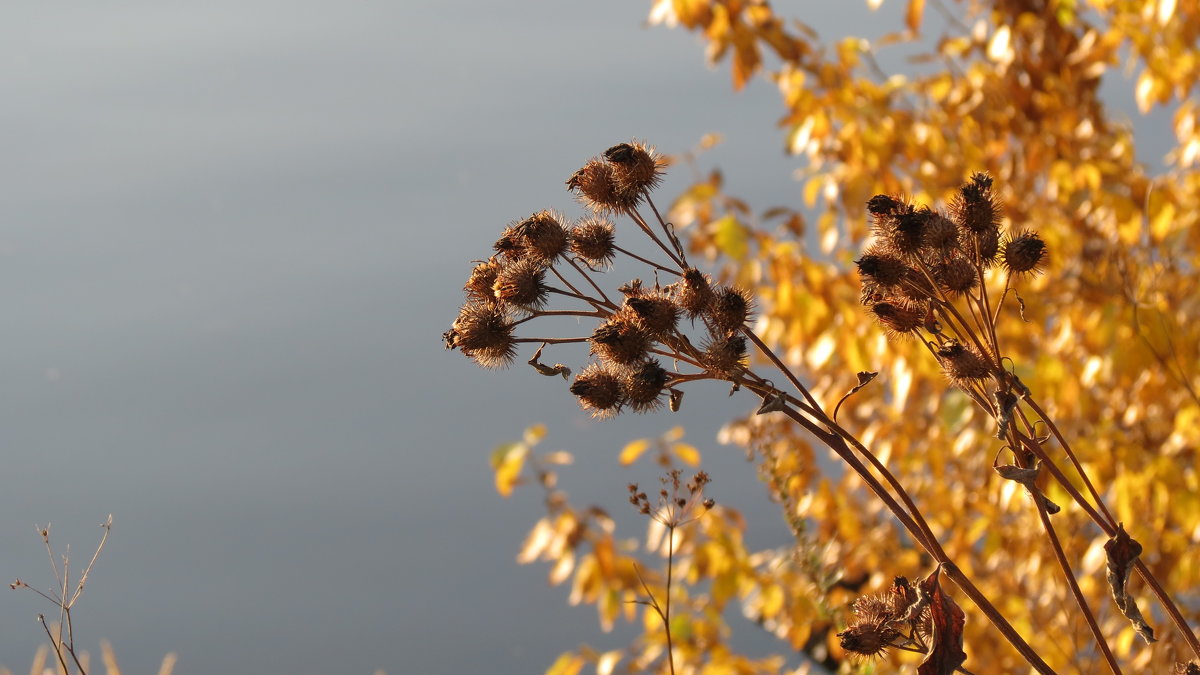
left=857, top=174, right=1046, bottom=391
left=628, top=469, right=715, bottom=525
left=444, top=141, right=757, bottom=419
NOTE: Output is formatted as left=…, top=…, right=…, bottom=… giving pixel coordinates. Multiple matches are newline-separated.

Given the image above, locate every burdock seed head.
left=869, top=301, right=924, bottom=337
left=837, top=621, right=899, bottom=660
left=866, top=194, right=904, bottom=216
left=625, top=293, right=680, bottom=339
left=937, top=341, right=992, bottom=384
left=603, top=140, right=664, bottom=197
left=709, top=285, right=754, bottom=332
left=700, top=332, right=747, bottom=379
left=570, top=217, right=616, bottom=267
left=889, top=209, right=931, bottom=259
left=570, top=364, right=625, bottom=418
left=675, top=268, right=714, bottom=318
left=443, top=302, right=517, bottom=369
left=855, top=247, right=908, bottom=287
left=623, top=360, right=669, bottom=412
left=464, top=258, right=503, bottom=304
left=952, top=172, right=1001, bottom=234
left=922, top=213, right=960, bottom=253
left=515, top=210, right=570, bottom=264
left=933, top=255, right=978, bottom=296
left=492, top=258, right=549, bottom=312
left=567, top=158, right=639, bottom=214
left=1002, top=231, right=1046, bottom=276
left=590, top=316, right=652, bottom=366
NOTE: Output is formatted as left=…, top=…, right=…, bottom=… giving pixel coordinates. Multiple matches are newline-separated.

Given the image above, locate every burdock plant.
left=444, top=143, right=1200, bottom=674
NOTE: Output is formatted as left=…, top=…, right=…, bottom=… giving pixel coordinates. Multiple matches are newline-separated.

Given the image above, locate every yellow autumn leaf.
left=545, top=652, right=585, bottom=675
left=664, top=425, right=685, bottom=442
left=490, top=441, right=528, bottom=498
left=713, top=213, right=749, bottom=260
left=672, top=442, right=701, bottom=467
left=618, top=438, right=651, bottom=465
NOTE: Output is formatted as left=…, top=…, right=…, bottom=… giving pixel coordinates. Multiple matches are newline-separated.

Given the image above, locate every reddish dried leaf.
left=1104, top=523, right=1157, bottom=643
left=917, top=566, right=967, bottom=675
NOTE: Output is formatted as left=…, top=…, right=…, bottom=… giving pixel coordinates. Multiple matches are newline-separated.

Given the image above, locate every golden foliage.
left=491, top=1, right=1200, bottom=672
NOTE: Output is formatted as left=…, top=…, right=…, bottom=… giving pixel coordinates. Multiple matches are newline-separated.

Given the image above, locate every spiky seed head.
left=952, top=172, right=1001, bottom=234
left=934, top=256, right=978, bottom=295
left=464, top=259, right=503, bottom=303
left=837, top=622, right=898, bottom=660
left=570, top=217, right=616, bottom=267
left=870, top=302, right=923, bottom=336
left=492, top=258, right=548, bottom=311
left=590, top=317, right=651, bottom=366
left=1002, top=231, right=1046, bottom=276
left=889, top=209, right=931, bottom=259
left=896, top=267, right=936, bottom=304
left=709, top=286, right=753, bottom=332
left=515, top=210, right=570, bottom=264
left=937, top=341, right=992, bottom=383
left=444, top=303, right=516, bottom=368
left=625, top=294, right=680, bottom=338
left=866, top=194, right=903, bottom=216
left=623, top=360, right=669, bottom=412
left=567, top=158, right=638, bottom=214
left=855, top=249, right=908, bottom=286
left=700, top=333, right=747, bottom=379
left=604, top=140, right=664, bottom=197
left=922, top=213, right=959, bottom=252
left=972, top=227, right=1001, bottom=267
left=493, top=225, right=526, bottom=260
left=676, top=268, right=714, bottom=318
left=569, top=364, right=624, bottom=418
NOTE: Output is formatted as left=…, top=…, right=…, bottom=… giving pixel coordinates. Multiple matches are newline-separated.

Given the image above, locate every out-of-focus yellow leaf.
left=664, top=425, right=685, bottom=442
left=491, top=442, right=529, bottom=498
left=596, top=650, right=622, bottom=675
left=524, top=423, right=547, bottom=445
left=545, top=651, right=585, bottom=675
left=518, top=518, right=555, bottom=564
left=619, top=438, right=651, bottom=465
left=542, top=451, right=574, bottom=465
left=906, top=0, right=925, bottom=32
left=713, top=214, right=749, bottom=260
left=672, top=443, right=701, bottom=466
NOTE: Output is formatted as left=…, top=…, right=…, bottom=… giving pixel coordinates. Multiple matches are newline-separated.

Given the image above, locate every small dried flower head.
left=604, top=140, right=665, bottom=197
left=492, top=225, right=525, bottom=260
left=515, top=210, right=570, bottom=264
left=1002, top=231, right=1046, bottom=276
left=590, top=316, right=652, bottom=366
left=866, top=194, right=903, bottom=216
left=570, top=217, right=616, bottom=267
left=623, top=360, right=669, bottom=412
left=889, top=209, right=931, bottom=259
left=937, top=341, right=992, bottom=383
left=952, top=172, right=1001, bottom=234
left=709, top=285, right=753, bottom=332
left=972, top=227, right=1001, bottom=267
left=492, top=258, right=549, bottom=311
left=933, top=256, right=978, bottom=295
left=869, top=301, right=924, bottom=336
left=700, top=332, right=748, bottom=379
left=896, top=267, right=937, bottom=304
left=444, top=302, right=517, bottom=368
left=625, top=293, right=680, bottom=339
left=464, top=258, right=503, bottom=303
left=567, top=158, right=638, bottom=214
left=676, top=268, right=714, bottom=318
left=855, top=248, right=908, bottom=287
left=570, top=364, right=625, bottom=418
left=1174, top=661, right=1200, bottom=675
left=837, top=622, right=898, bottom=660
left=922, top=213, right=960, bottom=252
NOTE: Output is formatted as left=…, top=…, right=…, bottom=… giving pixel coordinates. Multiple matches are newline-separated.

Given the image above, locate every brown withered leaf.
left=1104, top=523, right=1157, bottom=643
left=917, top=565, right=967, bottom=675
